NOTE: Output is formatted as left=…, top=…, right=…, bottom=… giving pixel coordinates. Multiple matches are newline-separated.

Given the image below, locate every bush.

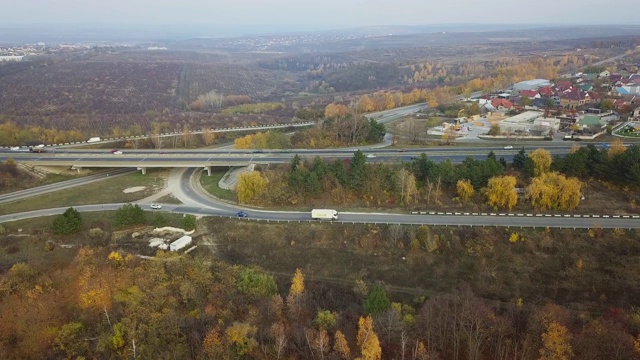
left=182, top=214, right=196, bottom=231
left=88, top=227, right=105, bottom=238
left=53, top=207, right=83, bottom=235
left=114, top=203, right=145, bottom=227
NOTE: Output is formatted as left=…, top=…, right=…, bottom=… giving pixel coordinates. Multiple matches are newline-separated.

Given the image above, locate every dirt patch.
left=123, top=186, right=146, bottom=193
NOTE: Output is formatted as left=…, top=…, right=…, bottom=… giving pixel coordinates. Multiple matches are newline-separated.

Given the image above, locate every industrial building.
left=499, top=111, right=560, bottom=135
left=513, top=79, right=553, bottom=91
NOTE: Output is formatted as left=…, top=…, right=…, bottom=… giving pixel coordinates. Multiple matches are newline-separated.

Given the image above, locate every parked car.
left=236, top=211, right=248, bottom=218
left=150, top=203, right=162, bottom=209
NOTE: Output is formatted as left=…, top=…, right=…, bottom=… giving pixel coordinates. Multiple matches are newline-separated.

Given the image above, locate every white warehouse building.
left=169, top=235, right=192, bottom=252
left=513, top=79, right=552, bottom=91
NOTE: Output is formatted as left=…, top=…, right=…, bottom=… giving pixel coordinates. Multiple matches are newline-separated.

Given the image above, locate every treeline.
left=238, top=145, right=638, bottom=212
left=234, top=116, right=386, bottom=149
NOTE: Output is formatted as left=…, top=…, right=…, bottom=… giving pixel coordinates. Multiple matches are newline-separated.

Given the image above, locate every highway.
left=1, top=164, right=639, bottom=229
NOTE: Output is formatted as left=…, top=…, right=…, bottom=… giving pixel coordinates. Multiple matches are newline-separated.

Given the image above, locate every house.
left=580, top=83, right=593, bottom=92
left=491, top=98, right=514, bottom=111
left=556, top=81, right=573, bottom=92
left=559, top=90, right=590, bottom=108
left=576, top=114, right=607, bottom=130
left=538, top=86, right=555, bottom=97
left=477, top=98, right=496, bottom=112
left=519, top=89, right=541, bottom=99
left=609, top=74, right=623, bottom=83
left=587, top=91, right=601, bottom=102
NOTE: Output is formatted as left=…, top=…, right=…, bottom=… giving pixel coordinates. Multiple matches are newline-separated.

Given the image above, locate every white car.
left=503, top=145, right=514, bottom=150
left=150, top=203, right=162, bottom=209
left=366, top=154, right=376, bottom=158
left=111, top=149, right=123, bottom=155
left=10, top=146, right=20, bottom=151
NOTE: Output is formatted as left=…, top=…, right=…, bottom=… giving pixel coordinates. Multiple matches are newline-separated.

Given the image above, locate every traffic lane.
left=339, top=213, right=638, bottom=228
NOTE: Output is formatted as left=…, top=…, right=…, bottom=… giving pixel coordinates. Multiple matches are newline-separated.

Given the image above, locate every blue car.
left=236, top=211, right=248, bottom=218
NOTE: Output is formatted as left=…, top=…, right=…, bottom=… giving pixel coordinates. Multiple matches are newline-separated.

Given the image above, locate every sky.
left=1, top=0, right=640, bottom=29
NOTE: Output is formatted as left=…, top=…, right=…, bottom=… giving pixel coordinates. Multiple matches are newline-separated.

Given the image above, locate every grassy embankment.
left=0, top=170, right=167, bottom=215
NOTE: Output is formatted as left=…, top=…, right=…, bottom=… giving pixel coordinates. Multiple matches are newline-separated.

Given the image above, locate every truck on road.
left=311, top=209, right=338, bottom=220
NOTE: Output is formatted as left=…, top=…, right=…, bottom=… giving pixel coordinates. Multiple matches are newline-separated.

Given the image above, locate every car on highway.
left=111, top=149, right=123, bottom=155
left=503, top=145, right=514, bottom=150
left=251, top=149, right=264, bottom=153
left=366, top=154, right=376, bottom=158
left=150, top=203, right=162, bottom=209
left=397, top=149, right=407, bottom=152
left=236, top=211, right=248, bottom=218
left=10, top=146, right=20, bottom=151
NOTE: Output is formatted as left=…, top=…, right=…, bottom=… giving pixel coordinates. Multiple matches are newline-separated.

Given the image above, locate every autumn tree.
left=358, top=95, right=376, bottom=112
left=357, top=315, right=382, bottom=360
left=334, top=330, right=351, bottom=359
left=456, top=179, right=475, bottom=202
left=395, top=168, right=418, bottom=204
left=485, top=175, right=518, bottom=210
left=530, top=148, right=552, bottom=176
left=325, top=103, right=349, bottom=119
left=236, top=171, right=269, bottom=204
left=526, top=172, right=583, bottom=211
left=288, top=268, right=305, bottom=309
left=539, top=321, right=574, bottom=360
left=608, top=138, right=627, bottom=158
left=225, top=322, right=257, bottom=357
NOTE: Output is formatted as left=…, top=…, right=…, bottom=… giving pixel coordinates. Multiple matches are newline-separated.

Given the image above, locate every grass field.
left=221, top=102, right=284, bottom=114
left=199, top=167, right=237, bottom=202
left=0, top=170, right=168, bottom=215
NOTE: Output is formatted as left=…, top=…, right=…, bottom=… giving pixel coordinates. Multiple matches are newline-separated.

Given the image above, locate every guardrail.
left=410, top=211, right=640, bottom=219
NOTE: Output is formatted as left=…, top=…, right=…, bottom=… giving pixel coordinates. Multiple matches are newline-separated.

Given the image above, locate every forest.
left=2, top=209, right=640, bottom=359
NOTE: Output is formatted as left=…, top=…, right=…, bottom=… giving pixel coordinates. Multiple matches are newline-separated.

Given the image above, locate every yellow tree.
left=539, top=321, right=574, bottom=360
left=485, top=175, right=518, bottom=210
left=334, top=330, right=351, bottom=359
left=526, top=172, right=582, bottom=211
left=225, top=322, right=257, bottom=357
left=529, top=148, right=552, bottom=177
left=456, top=179, right=475, bottom=202
left=236, top=171, right=269, bottom=204
left=608, top=138, right=627, bottom=158
left=288, top=268, right=305, bottom=308
left=358, top=95, right=376, bottom=113
left=325, top=103, right=349, bottom=119
left=357, top=315, right=382, bottom=360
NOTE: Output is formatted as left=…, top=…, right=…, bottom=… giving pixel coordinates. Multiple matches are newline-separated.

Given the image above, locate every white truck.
left=311, top=209, right=338, bottom=220
left=87, top=137, right=101, bottom=143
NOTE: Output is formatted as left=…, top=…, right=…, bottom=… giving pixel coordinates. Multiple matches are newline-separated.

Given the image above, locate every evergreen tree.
left=512, top=147, right=527, bottom=170
left=53, top=207, right=83, bottom=234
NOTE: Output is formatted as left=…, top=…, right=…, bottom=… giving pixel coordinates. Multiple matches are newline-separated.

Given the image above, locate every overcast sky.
left=2, top=0, right=639, bottom=28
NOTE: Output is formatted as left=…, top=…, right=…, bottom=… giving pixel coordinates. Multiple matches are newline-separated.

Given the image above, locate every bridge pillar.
left=137, top=167, right=147, bottom=175
left=205, top=166, right=212, bottom=176
left=74, top=166, right=82, bottom=173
